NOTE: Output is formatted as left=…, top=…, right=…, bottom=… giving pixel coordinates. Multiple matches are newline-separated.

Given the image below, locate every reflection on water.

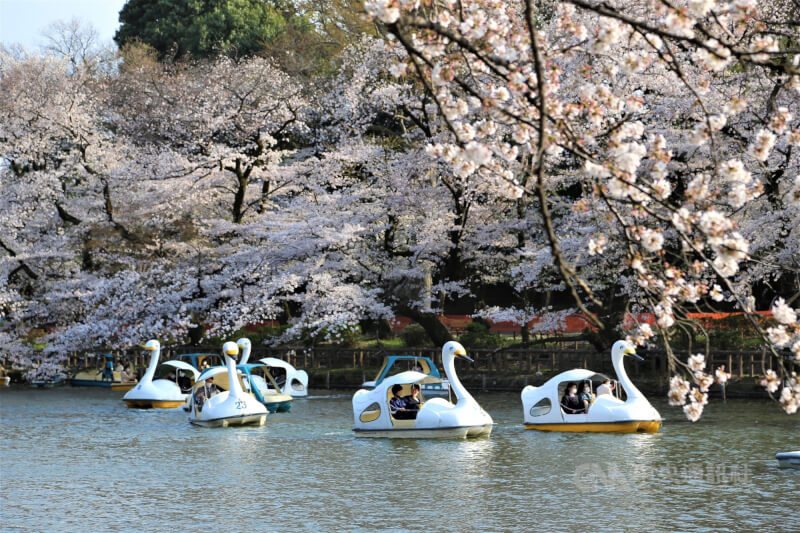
left=0, top=388, right=797, bottom=531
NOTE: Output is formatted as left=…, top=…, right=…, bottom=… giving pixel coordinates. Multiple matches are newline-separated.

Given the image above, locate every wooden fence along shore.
left=65, top=345, right=795, bottom=391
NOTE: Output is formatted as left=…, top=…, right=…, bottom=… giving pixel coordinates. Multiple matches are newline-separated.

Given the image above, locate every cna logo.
left=573, top=461, right=750, bottom=492
left=573, top=462, right=624, bottom=492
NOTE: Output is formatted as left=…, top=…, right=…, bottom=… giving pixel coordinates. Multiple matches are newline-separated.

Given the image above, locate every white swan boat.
left=123, top=340, right=198, bottom=408
left=235, top=337, right=309, bottom=397
left=776, top=451, right=800, bottom=469
left=521, top=340, right=662, bottom=433
left=188, top=342, right=267, bottom=427
left=352, top=341, right=493, bottom=438
left=259, top=358, right=309, bottom=397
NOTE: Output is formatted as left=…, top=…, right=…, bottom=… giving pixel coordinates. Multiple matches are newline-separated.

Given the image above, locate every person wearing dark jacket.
left=561, top=382, right=585, bottom=414
left=390, top=384, right=415, bottom=419
left=403, top=384, right=422, bottom=415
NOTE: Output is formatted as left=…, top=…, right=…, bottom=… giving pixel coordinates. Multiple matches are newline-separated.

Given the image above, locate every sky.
left=0, top=0, right=127, bottom=50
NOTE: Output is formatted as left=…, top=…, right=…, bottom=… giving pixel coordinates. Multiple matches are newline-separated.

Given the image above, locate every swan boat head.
left=442, top=340, right=473, bottom=364
left=609, top=340, right=646, bottom=402
left=416, top=341, right=492, bottom=432
left=218, top=341, right=245, bottom=398
left=236, top=337, right=252, bottom=365
left=612, top=339, right=644, bottom=363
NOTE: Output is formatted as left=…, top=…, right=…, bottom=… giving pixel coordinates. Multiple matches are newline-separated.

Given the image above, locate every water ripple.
left=0, top=388, right=797, bottom=532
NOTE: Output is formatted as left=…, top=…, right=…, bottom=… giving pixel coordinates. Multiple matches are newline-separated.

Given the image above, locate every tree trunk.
left=229, top=158, right=252, bottom=223
left=399, top=307, right=453, bottom=346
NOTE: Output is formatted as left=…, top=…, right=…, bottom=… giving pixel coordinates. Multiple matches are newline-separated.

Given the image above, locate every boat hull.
left=190, top=414, right=267, bottom=428
left=30, top=379, right=64, bottom=388
left=1, top=376, right=10, bottom=386
left=124, top=399, right=186, bottom=409
left=524, top=420, right=662, bottom=433
left=70, top=379, right=119, bottom=388
left=263, top=399, right=292, bottom=413
left=353, top=424, right=492, bottom=439
left=776, top=451, right=800, bottom=469
left=112, top=382, right=137, bottom=392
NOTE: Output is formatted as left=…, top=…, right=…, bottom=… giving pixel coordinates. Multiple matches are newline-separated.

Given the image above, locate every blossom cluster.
left=668, top=355, right=731, bottom=421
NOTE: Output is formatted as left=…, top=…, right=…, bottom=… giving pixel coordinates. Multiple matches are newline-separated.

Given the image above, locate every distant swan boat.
left=123, top=340, right=191, bottom=409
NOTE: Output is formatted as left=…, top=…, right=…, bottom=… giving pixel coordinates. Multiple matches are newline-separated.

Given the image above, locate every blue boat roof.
left=236, top=363, right=266, bottom=372
left=375, top=355, right=442, bottom=381
left=385, top=355, right=435, bottom=361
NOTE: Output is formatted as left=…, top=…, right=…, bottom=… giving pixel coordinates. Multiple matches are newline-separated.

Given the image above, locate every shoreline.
left=2, top=367, right=774, bottom=400
left=305, top=368, right=772, bottom=399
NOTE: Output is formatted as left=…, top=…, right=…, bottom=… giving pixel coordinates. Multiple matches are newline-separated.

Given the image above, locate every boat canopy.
left=159, top=361, right=200, bottom=379
left=547, top=369, right=609, bottom=383
left=193, top=368, right=248, bottom=392
left=176, top=353, right=223, bottom=369
left=260, top=357, right=293, bottom=370
left=238, top=363, right=284, bottom=389
left=196, top=366, right=239, bottom=383
left=374, top=355, right=443, bottom=382
left=379, top=370, right=442, bottom=389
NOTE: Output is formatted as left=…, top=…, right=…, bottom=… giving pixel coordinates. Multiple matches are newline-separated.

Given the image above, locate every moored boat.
left=29, top=377, right=64, bottom=388
left=70, top=353, right=135, bottom=388
left=70, top=353, right=118, bottom=387
left=111, top=381, right=137, bottom=392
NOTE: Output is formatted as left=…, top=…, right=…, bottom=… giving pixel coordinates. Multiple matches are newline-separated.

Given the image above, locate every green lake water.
left=0, top=387, right=797, bottom=532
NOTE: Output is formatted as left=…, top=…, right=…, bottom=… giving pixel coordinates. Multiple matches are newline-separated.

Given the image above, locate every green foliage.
left=699, top=314, right=766, bottom=350
left=400, top=324, right=433, bottom=347
left=667, top=314, right=766, bottom=350
left=205, top=323, right=288, bottom=346
left=334, top=324, right=362, bottom=347
left=115, top=0, right=290, bottom=60
left=307, top=323, right=361, bottom=347
left=458, top=322, right=505, bottom=349
left=357, top=337, right=404, bottom=349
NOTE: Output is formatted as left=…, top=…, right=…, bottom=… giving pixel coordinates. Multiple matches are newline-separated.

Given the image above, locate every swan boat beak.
left=454, top=348, right=474, bottom=363
left=625, top=347, right=644, bottom=361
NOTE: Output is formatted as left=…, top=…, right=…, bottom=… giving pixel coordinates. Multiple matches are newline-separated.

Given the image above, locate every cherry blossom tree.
left=0, top=47, right=161, bottom=377
left=2, top=3, right=797, bottom=419
left=362, top=0, right=800, bottom=416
